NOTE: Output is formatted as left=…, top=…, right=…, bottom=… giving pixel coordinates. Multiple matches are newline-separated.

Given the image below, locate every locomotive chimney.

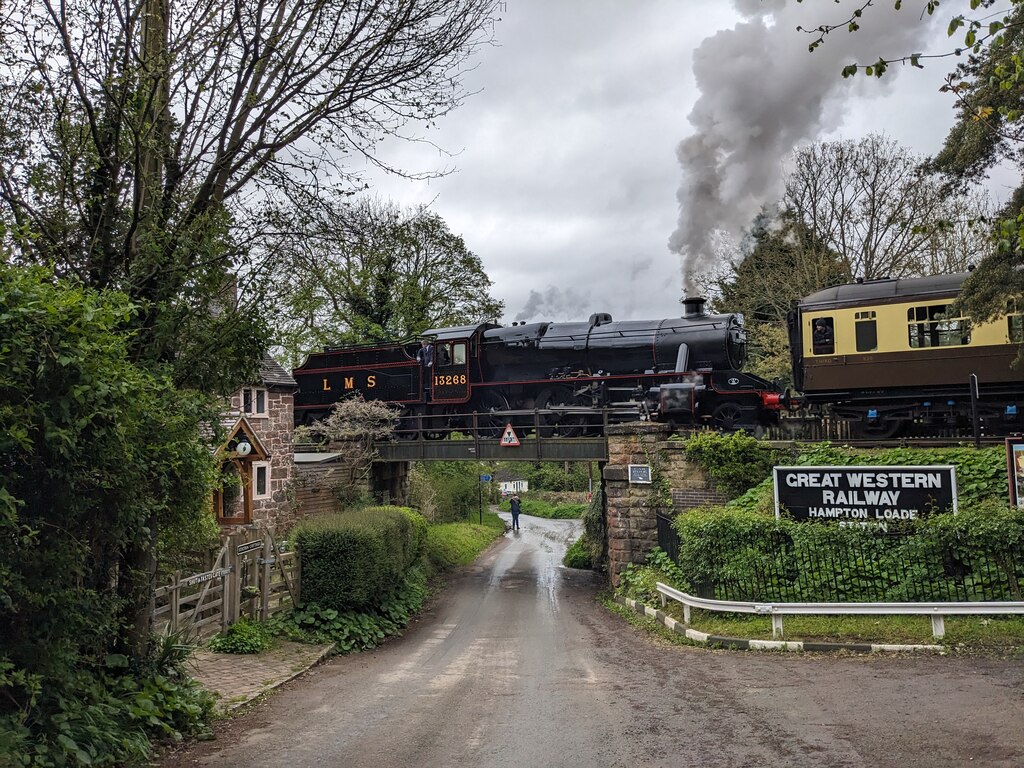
left=682, top=296, right=707, bottom=319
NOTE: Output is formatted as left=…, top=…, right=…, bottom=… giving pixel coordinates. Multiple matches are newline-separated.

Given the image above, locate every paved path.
left=166, top=515, right=1024, bottom=768
left=190, top=641, right=334, bottom=712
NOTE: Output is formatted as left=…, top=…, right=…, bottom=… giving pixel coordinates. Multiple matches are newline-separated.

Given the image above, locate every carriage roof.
left=799, top=272, right=968, bottom=310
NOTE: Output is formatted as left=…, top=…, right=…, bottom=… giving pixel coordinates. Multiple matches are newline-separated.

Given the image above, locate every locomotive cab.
left=420, top=323, right=499, bottom=404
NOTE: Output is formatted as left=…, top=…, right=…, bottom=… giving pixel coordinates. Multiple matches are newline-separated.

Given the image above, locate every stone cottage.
left=214, top=354, right=298, bottom=529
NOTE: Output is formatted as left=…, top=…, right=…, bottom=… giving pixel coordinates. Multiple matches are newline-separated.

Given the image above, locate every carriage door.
left=432, top=341, right=470, bottom=403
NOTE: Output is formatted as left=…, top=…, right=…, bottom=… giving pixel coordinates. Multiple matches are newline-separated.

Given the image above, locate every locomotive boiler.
left=293, top=297, right=786, bottom=437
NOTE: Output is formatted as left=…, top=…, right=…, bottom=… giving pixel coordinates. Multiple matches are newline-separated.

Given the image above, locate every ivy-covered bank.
left=615, top=432, right=1024, bottom=640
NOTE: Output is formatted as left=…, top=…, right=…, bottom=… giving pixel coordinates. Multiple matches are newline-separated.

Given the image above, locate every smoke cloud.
left=516, top=286, right=592, bottom=322
left=670, top=1, right=940, bottom=294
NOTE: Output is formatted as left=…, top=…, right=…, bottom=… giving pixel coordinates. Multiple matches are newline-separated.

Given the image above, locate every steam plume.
left=670, top=0, right=939, bottom=295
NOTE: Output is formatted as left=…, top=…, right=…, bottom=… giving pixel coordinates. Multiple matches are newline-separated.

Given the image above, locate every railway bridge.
left=358, top=422, right=732, bottom=584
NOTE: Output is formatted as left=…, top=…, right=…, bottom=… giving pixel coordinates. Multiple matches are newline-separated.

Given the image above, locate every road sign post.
left=479, top=473, right=491, bottom=524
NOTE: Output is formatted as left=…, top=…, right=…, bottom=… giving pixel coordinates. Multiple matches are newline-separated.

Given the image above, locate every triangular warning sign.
left=500, top=423, right=520, bottom=447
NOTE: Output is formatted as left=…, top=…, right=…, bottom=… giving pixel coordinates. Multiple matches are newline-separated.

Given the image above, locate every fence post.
left=294, top=546, right=302, bottom=607
left=225, top=533, right=241, bottom=627
left=170, top=571, right=180, bottom=634
left=260, top=529, right=273, bottom=622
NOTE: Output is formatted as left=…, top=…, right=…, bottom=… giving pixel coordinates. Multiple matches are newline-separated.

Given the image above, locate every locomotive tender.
left=787, top=271, right=1024, bottom=437
left=292, top=297, right=786, bottom=436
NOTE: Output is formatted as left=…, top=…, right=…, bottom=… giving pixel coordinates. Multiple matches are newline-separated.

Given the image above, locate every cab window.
left=907, top=304, right=970, bottom=348
left=452, top=342, right=467, bottom=365
left=855, top=311, right=877, bottom=352
left=435, top=343, right=452, bottom=366
left=811, top=317, right=835, bottom=355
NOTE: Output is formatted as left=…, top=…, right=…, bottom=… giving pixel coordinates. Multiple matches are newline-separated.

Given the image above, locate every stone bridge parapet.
left=603, top=424, right=730, bottom=585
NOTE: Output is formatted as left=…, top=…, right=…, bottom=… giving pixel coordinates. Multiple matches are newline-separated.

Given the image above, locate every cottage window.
left=243, top=387, right=268, bottom=416
left=252, top=462, right=270, bottom=500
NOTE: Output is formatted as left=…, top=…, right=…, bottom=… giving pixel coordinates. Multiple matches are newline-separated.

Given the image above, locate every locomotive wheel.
left=473, top=389, right=510, bottom=438
left=394, top=407, right=419, bottom=441
left=537, top=386, right=588, bottom=438
left=711, top=401, right=744, bottom=432
left=852, top=418, right=902, bottom=440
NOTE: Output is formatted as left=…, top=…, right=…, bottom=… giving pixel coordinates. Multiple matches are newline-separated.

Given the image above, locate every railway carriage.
left=788, top=272, right=1024, bottom=437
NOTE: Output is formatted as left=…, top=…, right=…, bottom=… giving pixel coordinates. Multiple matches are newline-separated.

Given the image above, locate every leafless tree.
left=784, top=134, right=994, bottom=280
left=0, top=0, right=499, bottom=371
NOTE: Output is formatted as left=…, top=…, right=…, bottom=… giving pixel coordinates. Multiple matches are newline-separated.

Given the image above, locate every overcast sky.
left=363, top=0, right=1018, bottom=324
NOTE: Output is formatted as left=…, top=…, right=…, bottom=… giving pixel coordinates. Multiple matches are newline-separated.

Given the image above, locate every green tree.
left=712, top=210, right=849, bottom=384
left=803, top=2, right=1024, bottom=342
left=0, top=0, right=499, bottom=661
left=0, top=266, right=218, bottom=759
left=269, top=199, right=504, bottom=366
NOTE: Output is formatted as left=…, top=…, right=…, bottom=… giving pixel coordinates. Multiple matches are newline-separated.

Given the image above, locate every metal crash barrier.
left=656, top=582, right=1024, bottom=640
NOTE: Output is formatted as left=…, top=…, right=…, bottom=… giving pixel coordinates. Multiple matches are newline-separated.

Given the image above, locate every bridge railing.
left=390, top=406, right=641, bottom=441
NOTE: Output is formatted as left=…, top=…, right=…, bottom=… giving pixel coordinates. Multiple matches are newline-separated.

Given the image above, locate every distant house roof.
left=261, top=353, right=298, bottom=390
left=294, top=452, right=344, bottom=464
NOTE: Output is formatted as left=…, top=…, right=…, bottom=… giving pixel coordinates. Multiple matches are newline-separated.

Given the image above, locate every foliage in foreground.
left=271, top=568, right=427, bottom=654
left=207, top=618, right=275, bottom=655
left=0, top=268, right=219, bottom=766
left=0, top=629, right=214, bottom=767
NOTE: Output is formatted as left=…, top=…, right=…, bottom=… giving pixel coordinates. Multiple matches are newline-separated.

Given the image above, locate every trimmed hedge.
left=294, top=506, right=427, bottom=611
left=673, top=502, right=1024, bottom=603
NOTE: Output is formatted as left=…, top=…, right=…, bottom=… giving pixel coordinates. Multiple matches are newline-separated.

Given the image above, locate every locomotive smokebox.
left=682, top=296, right=707, bottom=319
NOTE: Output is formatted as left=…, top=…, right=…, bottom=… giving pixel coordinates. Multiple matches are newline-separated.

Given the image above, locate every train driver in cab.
left=812, top=318, right=834, bottom=354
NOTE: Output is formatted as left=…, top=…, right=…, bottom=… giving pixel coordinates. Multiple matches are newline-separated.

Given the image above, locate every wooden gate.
left=153, top=540, right=233, bottom=636
left=153, top=528, right=300, bottom=636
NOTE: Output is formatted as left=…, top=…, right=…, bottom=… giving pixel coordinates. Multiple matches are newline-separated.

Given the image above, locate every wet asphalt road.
left=163, top=513, right=1024, bottom=768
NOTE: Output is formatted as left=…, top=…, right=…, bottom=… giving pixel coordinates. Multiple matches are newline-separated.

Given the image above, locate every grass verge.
left=498, top=497, right=585, bottom=519
left=423, top=509, right=506, bottom=571
left=635, top=599, right=1024, bottom=655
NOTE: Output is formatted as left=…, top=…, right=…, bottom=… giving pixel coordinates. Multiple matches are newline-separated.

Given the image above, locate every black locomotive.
left=293, top=297, right=786, bottom=437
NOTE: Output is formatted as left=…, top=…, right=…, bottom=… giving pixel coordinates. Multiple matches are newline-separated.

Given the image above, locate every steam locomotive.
left=787, top=271, right=1024, bottom=438
left=294, top=270, right=1024, bottom=440
left=292, top=297, right=786, bottom=437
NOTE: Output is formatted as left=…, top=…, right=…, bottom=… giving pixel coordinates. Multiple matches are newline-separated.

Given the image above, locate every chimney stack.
left=682, top=296, right=707, bottom=319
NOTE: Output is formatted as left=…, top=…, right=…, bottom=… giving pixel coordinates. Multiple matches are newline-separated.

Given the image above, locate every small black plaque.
left=628, top=464, right=652, bottom=484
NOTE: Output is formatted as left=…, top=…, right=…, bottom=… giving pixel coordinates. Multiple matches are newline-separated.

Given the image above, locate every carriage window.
left=1008, top=299, right=1024, bottom=343
left=811, top=316, right=835, bottom=355
left=907, top=304, right=971, bottom=348
left=855, top=311, right=877, bottom=352
left=452, top=342, right=467, bottom=365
